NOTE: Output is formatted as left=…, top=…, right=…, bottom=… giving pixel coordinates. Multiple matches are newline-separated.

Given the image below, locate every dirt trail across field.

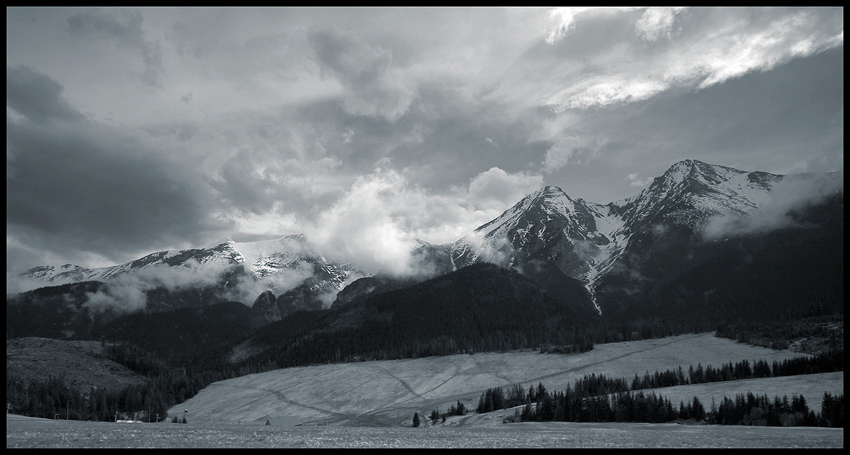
left=169, top=333, right=842, bottom=428
left=207, top=383, right=356, bottom=422
left=338, top=334, right=699, bottom=426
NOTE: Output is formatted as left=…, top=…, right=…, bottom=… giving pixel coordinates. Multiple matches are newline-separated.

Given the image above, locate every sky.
left=6, top=7, right=844, bottom=275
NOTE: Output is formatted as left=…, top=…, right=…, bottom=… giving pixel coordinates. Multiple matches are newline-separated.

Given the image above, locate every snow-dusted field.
left=6, top=414, right=843, bottom=448
left=168, top=333, right=843, bottom=428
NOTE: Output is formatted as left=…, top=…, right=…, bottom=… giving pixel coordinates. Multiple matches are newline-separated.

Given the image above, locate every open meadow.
left=6, top=413, right=844, bottom=448
left=167, top=333, right=843, bottom=428
left=8, top=332, right=843, bottom=448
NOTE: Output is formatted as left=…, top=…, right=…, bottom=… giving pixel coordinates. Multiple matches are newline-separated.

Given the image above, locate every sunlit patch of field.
left=6, top=414, right=843, bottom=448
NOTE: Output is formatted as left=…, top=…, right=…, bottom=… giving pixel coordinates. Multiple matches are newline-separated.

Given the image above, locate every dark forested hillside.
left=6, top=281, right=111, bottom=340
left=6, top=279, right=247, bottom=341
left=596, top=192, right=843, bottom=328
left=90, top=301, right=265, bottom=362
left=240, top=262, right=601, bottom=369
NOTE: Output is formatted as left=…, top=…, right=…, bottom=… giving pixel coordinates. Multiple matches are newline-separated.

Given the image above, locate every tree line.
left=468, top=349, right=844, bottom=428
left=5, top=341, right=238, bottom=422
left=715, top=315, right=843, bottom=351
left=629, top=349, right=843, bottom=391
left=6, top=373, right=170, bottom=422
left=502, top=388, right=843, bottom=428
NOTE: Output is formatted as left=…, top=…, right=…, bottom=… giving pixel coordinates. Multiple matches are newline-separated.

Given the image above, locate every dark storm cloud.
left=6, top=66, right=86, bottom=124
left=6, top=70, right=232, bottom=270
left=7, top=119, right=230, bottom=264
left=209, top=149, right=281, bottom=216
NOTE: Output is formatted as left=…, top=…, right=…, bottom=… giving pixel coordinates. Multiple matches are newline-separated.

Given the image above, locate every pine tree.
left=691, top=396, right=706, bottom=421
left=456, top=400, right=466, bottom=415
left=412, top=412, right=420, bottom=427
left=521, top=402, right=534, bottom=422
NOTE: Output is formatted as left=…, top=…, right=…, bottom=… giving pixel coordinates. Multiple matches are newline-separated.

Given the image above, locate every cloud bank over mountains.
left=6, top=7, right=843, bottom=276
left=701, top=171, right=844, bottom=241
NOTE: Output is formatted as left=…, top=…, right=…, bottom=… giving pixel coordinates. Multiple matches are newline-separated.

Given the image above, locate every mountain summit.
left=448, top=185, right=616, bottom=313
left=614, top=159, right=781, bottom=232
left=442, top=160, right=838, bottom=317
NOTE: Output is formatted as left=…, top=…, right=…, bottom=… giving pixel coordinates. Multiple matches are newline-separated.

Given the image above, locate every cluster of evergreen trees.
left=5, top=341, right=238, bottom=422
left=713, top=392, right=814, bottom=426
left=506, top=388, right=843, bottom=428
left=427, top=400, right=468, bottom=424
left=629, top=349, right=843, bottom=391
left=715, top=315, right=843, bottom=351
left=473, top=350, right=845, bottom=428
left=6, top=373, right=169, bottom=422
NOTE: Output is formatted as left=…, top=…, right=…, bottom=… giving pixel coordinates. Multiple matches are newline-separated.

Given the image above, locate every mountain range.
left=7, top=159, right=843, bottom=344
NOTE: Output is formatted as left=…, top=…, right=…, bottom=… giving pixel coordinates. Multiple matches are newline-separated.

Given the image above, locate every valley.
left=7, top=332, right=843, bottom=448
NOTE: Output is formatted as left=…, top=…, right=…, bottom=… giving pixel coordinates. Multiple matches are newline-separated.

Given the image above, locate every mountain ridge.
left=8, top=159, right=843, bottom=322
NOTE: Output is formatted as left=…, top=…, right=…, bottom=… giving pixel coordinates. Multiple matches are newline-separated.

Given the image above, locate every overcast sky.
left=6, top=7, right=844, bottom=273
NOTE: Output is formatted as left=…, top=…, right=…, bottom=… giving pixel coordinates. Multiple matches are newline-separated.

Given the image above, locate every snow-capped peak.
left=614, top=160, right=783, bottom=232
left=447, top=160, right=798, bottom=316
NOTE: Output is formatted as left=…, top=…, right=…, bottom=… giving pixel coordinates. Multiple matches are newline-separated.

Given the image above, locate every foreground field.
left=168, top=332, right=843, bottom=428
left=6, top=414, right=843, bottom=448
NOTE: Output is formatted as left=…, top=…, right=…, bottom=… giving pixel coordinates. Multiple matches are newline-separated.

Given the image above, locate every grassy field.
left=167, top=332, right=843, bottom=428
left=8, top=332, right=844, bottom=448
left=6, top=413, right=843, bottom=448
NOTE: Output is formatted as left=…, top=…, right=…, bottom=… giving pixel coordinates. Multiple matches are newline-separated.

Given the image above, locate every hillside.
left=6, top=337, right=147, bottom=392
left=168, top=332, right=843, bottom=427
left=235, top=262, right=598, bottom=368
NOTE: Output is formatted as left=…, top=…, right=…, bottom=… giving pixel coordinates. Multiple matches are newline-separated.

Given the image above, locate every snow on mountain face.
left=614, top=160, right=782, bottom=232
left=11, top=160, right=826, bottom=316
left=11, top=234, right=364, bottom=303
left=451, top=187, right=613, bottom=267
left=225, top=235, right=318, bottom=278
left=448, top=160, right=790, bottom=315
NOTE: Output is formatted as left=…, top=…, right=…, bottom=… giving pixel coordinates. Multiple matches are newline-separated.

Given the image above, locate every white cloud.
left=549, top=77, right=669, bottom=112
left=546, top=7, right=641, bottom=44
left=223, top=261, right=318, bottom=306
left=545, top=7, right=593, bottom=44
left=542, top=8, right=844, bottom=111
left=80, top=258, right=230, bottom=314
left=543, top=136, right=611, bottom=172
left=84, top=283, right=148, bottom=315
left=701, top=172, right=843, bottom=240
left=635, top=7, right=685, bottom=41
left=543, top=141, right=577, bottom=172
left=297, top=165, right=545, bottom=276
left=692, top=12, right=843, bottom=90
left=467, top=167, right=545, bottom=214
left=626, top=173, right=653, bottom=188
left=306, top=167, right=430, bottom=275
